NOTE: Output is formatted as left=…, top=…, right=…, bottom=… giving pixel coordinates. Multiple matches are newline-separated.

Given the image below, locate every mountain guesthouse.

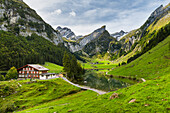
left=17, top=64, right=57, bottom=80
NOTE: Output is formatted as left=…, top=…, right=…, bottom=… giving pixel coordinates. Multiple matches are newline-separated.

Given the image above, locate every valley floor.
left=16, top=36, right=170, bottom=113
left=17, top=73, right=170, bottom=113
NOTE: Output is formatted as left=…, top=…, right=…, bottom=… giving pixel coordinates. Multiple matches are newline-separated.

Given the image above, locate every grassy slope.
left=43, top=62, right=63, bottom=73
left=108, top=36, right=170, bottom=80
left=82, top=58, right=116, bottom=70
left=0, top=78, right=80, bottom=112
left=18, top=73, right=170, bottom=113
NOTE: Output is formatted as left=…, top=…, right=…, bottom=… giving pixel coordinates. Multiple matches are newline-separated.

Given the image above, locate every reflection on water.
left=81, top=72, right=133, bottom=92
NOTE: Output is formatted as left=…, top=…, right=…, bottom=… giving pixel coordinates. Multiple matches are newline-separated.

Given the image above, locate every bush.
left=0, top=75, right=5, bottom=81
left=6, top=67, right=18, bottom=79
left=121, top=62, right=126, bottom=65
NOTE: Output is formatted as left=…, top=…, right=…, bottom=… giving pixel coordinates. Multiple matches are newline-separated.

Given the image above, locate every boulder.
left=110, top=93, right=119, bottom=100
left=129, top=99, right=136, bottom=103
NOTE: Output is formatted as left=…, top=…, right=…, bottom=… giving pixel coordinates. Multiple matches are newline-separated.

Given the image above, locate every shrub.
left=6, top=67, right=18, bottom=79
left=0, top=75, right=5, bottom=81
left=121, top=62, right=126, bottom=65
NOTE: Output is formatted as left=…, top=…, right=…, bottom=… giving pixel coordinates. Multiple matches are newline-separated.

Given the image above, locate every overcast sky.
left=23, top=0, right=169, bottom=35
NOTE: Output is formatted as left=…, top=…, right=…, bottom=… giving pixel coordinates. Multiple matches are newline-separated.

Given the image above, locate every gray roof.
left=28, top=64, right=49, bottom=71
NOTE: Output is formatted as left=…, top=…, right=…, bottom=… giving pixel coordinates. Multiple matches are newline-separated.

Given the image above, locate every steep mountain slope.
left=109, top=4, right=170, bottom=63
left=63, top=26, right=115, bottom=56
left=0, top=0, right=63, bottom=45
left=56, top=26, right=77, bottom=40
left=83, top=30, right=114, bottom=56
left=0, top=31, right=69, bottom=71
left=109, top=35, right=170, bottom=80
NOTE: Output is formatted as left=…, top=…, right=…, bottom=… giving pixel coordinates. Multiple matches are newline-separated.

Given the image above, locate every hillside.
left=108, top=4, right=170, bottom=63
left=43, top=62, right=63, bottom=73
left=63, top=26, right=115, bottom=56
left=0, top=31, right=69, bottom=70
left=108, top=35, right=170, bottom=80
left=0, top=0, right=63, bottom=44
left=18, top=74, right=170, bottom=113
left=0, top=78, right=81, bottom=113
left=16, top=36, right=170, bottom=112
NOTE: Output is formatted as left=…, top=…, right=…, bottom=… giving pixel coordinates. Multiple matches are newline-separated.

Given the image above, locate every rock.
left=110, top=93, right=119, bottom=100
left=141, top=78, right=146, bottom=82
left=144, top=104, right=149, bottom=106
left=129, top=99, right=136, bottom=103
left=79, top=26, right=106, bottom=47
left=68, top=109, right=73, bottom=112
left=56, top=26, right=76, bottom=40
left=167, top=108, right=170, bottom=110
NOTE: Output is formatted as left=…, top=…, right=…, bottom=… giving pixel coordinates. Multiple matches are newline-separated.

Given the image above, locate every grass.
left=82, top=58, right=116, bottom=70
left=17, top=74, right=170, bottom=113
left=43, top=62, right=63, bottom=73
left=108, top=36, right=170, bottom=80
left=0, top=78, right=81, bottom=112
left=112, top=48, right=136, bottom=64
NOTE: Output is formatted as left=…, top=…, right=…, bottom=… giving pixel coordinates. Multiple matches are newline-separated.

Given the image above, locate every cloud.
left=69, top=11, right=76, bottom=17
left=51, top=9, right=62, bottom=15
left=23, top=0, right=170, bottom=35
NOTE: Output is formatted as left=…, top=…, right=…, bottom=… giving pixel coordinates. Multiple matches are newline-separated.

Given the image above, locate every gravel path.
left=62, top=77, right=107, bottom=95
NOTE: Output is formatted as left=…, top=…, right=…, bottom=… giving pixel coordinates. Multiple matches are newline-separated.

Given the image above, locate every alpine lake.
left=77, top=70, right=138, bottom=92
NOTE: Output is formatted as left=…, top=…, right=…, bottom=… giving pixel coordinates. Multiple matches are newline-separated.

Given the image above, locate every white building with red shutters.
left=17, top=64, right=57, bottom=80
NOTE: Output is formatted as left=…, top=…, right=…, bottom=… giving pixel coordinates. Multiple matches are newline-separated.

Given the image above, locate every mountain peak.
left=111, top=30, right=128, bottom=41
left=56, top=26, right=77, bottom=40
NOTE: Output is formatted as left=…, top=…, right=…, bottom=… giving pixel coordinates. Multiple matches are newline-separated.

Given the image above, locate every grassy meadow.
left=0, top=78, right=81, bottom=112
left=17, top=74, right=170, bottom=113
left=43, top=62, right=63, bottom=73
left=108, top=36, right=170, bottom=80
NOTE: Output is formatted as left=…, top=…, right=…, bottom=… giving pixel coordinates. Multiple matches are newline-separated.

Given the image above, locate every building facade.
left=17, top=64, right=57, bottom=80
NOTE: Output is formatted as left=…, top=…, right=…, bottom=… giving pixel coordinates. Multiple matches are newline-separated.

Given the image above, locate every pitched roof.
left=17, top=64, right=49, bottom=71
left=28, top=64, right=49, bottom=71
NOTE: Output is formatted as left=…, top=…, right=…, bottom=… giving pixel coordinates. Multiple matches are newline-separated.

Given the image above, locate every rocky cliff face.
left=108, top=4, right=170, bottom=58
left=142, top=4, right=170, bottom=31
left=0, top=0, right=63, bottom=45
left=63, top=26, right=114, bottom=56
left=56, top=26, right=77, bottom=40
left=79, top=26, right=106, bottom=47
left=83, top=30, right=114, bottom=56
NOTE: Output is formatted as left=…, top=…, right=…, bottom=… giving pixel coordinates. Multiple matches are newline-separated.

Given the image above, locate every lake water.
left=80, top=72, right=136, bottom=92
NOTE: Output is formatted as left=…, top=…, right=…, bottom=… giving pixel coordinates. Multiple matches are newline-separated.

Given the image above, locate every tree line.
left=0, top=31, right=70, bottom=71
left=63, top=52, right=85, bottom=82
